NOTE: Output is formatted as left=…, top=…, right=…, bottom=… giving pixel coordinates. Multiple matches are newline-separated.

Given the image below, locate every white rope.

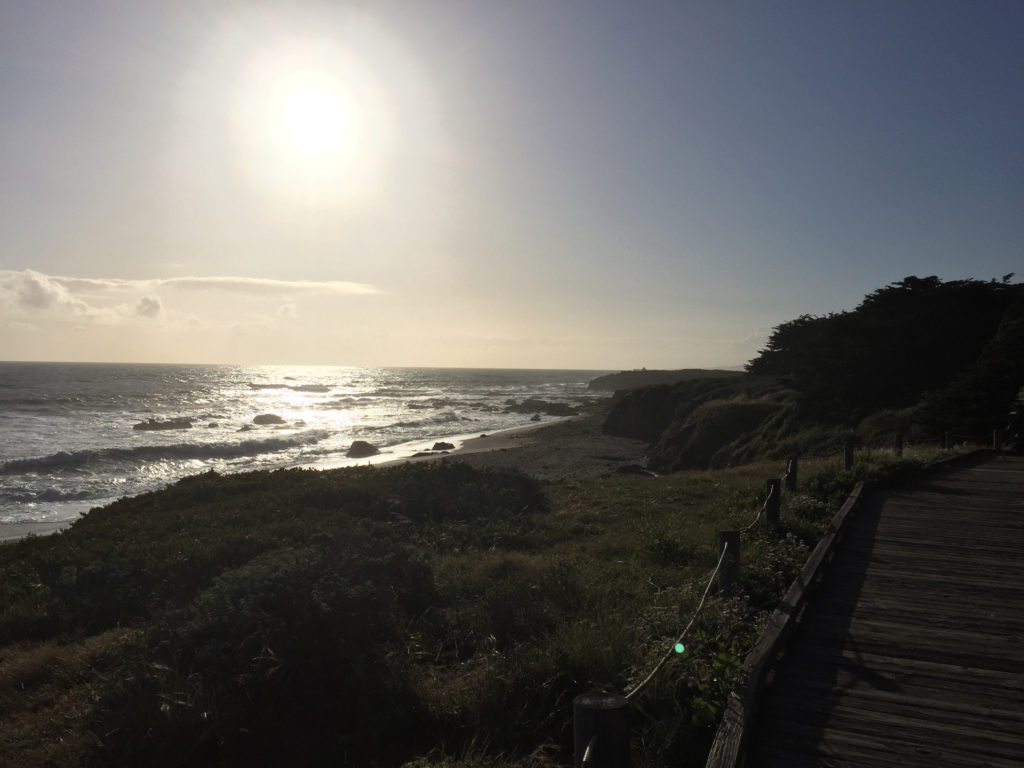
left=625, top=541, right=731, bottom=701
left=739, top=483, right=775, bottom=535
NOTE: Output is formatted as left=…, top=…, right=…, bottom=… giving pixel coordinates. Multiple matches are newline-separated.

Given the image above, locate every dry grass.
left=0, top=629, right=138, bottom=766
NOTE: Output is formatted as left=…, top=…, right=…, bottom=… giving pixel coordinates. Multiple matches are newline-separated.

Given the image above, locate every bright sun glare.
left=281, top=82, right=347, bottom=156
left=220, top=18, right=422, bottom=209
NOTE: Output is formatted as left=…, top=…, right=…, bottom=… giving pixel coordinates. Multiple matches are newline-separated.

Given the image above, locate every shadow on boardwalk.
left=748, top=454, right=1024, bottom=768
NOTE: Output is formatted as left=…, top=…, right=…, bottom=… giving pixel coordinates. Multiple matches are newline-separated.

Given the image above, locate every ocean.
left=0, top=363, right=610, bottom=525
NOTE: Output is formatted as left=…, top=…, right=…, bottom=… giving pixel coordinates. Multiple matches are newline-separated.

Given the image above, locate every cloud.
left=0, top=269, right=377, bottom=326
left=156, top=276, right=379, bottom=296
left=1, top=270, right=92, bottom=314
left=136, top=295, right=162, bottom=318
left=1, top=270, right=378, bottom=299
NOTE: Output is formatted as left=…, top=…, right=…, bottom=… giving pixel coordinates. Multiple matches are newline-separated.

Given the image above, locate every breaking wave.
left=1, top=430, right=332, bottom=475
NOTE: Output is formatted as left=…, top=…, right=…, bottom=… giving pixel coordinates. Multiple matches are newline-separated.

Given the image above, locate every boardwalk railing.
left=704, top=480, right=867, bottom=768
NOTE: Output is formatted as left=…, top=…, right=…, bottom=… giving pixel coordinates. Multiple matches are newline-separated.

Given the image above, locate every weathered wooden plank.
left=808, top=592, right=1024, bottom=630
left=753, top=715, right=1024, bottom=768
left=792, top=625, right=1021, bottom=673
left=768, top=655, right=1024, bottom=705
left=760, top=702, right=1024, bottom=760
left=762, top=684, right=1024, bottom=739
left=821, top=565, right=1024, bottom=598
left=787, top=645, right=1024, bottom=691
left=770, top=653, right=1024, bottom=704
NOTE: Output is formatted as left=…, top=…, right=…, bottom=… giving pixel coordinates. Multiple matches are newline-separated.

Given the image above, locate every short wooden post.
left=717, top=530, right=740, bottom=593
left=993, top=429, right=1004, bottom=451
left=765, top=479, right=781, bottom=526
left=843, top=441, right=854, bottom=470
left=573, top=693, right=630, bottom=767
left=944, top=431, right=953, bottom=450
left=784, top=457, right=798, bottom=491
left=893, top=433, right=903, bottom=457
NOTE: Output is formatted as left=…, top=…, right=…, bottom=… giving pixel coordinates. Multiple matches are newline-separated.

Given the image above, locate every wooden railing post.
left=765, top=479, right=781, bottom=527
left=993, top=429, right=1004, bottom=451
left=893, top=434, right=903, bottom=457
left=573, top=693, right=630, bottom=767
left=784, top=457, right=798, bottom=492
left=843, top=441, right=854, bottom=470
left=717, top=531, right=740, bottom=593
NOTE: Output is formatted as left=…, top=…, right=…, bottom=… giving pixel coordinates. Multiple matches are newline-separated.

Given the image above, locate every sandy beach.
left=437, top=411, right=649, bottom=479
left=0, top=520, right=73, bottom=542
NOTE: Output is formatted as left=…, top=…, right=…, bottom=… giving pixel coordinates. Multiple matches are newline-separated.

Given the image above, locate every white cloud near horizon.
left=1, top=270, right=377, bottom=317
left=0, top=269, right=386, bottom=364
left=0, top=269, right=380, bottom=342
left=13, top=272, right=379, bottom=298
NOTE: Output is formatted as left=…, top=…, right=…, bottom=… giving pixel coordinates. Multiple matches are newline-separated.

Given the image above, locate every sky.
left=1, top=1, right=1022, bottom=369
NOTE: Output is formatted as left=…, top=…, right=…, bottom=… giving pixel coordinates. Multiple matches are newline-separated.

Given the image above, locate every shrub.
left=92, top=535, right=435, bottom=766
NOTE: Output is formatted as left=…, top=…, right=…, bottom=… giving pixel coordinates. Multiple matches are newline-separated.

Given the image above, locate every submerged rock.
left=346, top=440, right=379, bottom=458
left=504, top=398, right=578, bottom=417
left=253, top=414, right=286, bottom=425
left=132, top=417, right=192, bottom=431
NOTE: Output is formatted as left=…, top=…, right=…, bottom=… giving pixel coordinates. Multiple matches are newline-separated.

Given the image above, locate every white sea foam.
left=0, top=363, right=609, bottom=524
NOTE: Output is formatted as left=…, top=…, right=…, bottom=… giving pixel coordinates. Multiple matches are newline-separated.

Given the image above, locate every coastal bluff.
left=588, top=368, right=742, bottom=391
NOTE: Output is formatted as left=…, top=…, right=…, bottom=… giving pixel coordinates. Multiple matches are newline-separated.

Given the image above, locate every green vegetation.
left=0, top=445, right=958, bottom=767
left=606, top=275, right=1023, bottom=471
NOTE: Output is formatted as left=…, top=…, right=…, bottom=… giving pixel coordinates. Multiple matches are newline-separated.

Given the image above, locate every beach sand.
left=0, top=520, right=73, bottom=542
left=414, top=410, right=649, bottom=480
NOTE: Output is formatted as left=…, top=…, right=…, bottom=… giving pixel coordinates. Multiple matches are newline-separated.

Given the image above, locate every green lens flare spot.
left=674, top=643, right=685, bottom=654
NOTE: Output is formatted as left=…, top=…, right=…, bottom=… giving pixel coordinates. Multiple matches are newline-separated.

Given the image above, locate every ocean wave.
left=372, top=387, right=430, bottom=398
left=1, top=430, right=332, bottom=475
left=1, top=487, right=98, bottom=503
left=319, top=396, right=371, bottom=407
left=389, top=411, right=469, bottom=429
left=248, top=382, right=332, bottom=393
left=0, top=396, right=83, bottom=407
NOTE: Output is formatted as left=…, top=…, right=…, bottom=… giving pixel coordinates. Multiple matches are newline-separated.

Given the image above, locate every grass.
left=0, top=444, right=966, bottom=767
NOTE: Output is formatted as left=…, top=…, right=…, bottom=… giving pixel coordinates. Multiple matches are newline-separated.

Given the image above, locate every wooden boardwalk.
left=747, top=453, right=1024, bottom=767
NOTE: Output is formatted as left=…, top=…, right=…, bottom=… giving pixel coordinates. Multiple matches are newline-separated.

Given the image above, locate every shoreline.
left=1, top=410, right=649, bottom=543
left=0, top=519, right=73, bottom=542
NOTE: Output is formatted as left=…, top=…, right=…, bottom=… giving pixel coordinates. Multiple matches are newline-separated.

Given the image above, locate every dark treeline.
left=746, top=275, right=1023, bottom=431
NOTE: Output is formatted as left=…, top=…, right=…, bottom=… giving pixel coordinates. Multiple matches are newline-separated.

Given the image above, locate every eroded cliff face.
left=648, top=398, right=788, bottom=472
left=601, top=384, right=683, bottom=443
left=602, top=376, right=794, bottom=471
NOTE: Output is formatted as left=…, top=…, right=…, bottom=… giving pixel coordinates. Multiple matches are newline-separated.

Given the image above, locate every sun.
left=281, top=82, right=347, bottom=156
left=222, top=29, right=417, bottom=209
